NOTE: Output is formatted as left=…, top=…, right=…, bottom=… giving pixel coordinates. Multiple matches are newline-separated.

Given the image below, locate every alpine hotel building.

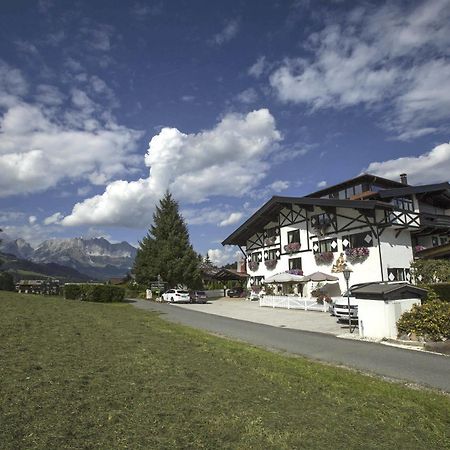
left=222, top=174, right=450, bottom=294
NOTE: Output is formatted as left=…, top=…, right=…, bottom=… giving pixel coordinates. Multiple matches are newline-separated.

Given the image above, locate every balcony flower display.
left=314, top=251, right=334, bottom=265
left=264, top=259, right=277, bottom=270
left=264, top=236, right=276, bottom=246
left=284, top=242, right=301, bottom=253
left=345, top=247, right=369, bottom=262
left=414, top=245, right=427, bottom=253
left=248, top=261, right=259, bottom=271
left=287, top=269, right=303, bottom=276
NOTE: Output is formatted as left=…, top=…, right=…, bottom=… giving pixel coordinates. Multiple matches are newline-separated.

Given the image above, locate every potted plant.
left=287, top=269, right=303, bottom=276
left=314, top=251, right=334, bottom=264
left=248, top=261, right=259, bottom=271
left=264, top=259, right=277, bottom=270
left=284, top=242, right=301, bottom=253
left=264, top=236, right=276, bottom=246
left=345, top=247, right=369, bottom=263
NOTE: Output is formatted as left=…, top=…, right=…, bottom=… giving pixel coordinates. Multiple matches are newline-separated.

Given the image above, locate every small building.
left=16, top=279, right=61, bottom=295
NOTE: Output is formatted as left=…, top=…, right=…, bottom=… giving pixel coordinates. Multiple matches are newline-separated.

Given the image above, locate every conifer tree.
left=133, top=192, right=202, bottom=288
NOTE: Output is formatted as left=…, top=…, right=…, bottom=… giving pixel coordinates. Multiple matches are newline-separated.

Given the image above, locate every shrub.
left=397, top=300, right=450, bottom=341
left=410, top=259, right=450, bottom=284
left=423, top=283, right=450, bottom=302
left=0, top=272, right=15, bottom=291
left=64, top=284, right=125, bottom=303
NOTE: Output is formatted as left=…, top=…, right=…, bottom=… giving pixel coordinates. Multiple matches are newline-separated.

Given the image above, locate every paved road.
left=130, top=299, right=450, bottom=393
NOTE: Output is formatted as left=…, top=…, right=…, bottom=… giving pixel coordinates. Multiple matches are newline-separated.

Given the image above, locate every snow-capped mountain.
left=0, top=234, right=137, bottom=280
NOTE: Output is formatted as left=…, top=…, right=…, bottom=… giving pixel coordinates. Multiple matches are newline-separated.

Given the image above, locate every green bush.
left=0, top=272, right=15, bottom=291
left=64, top=284, right=125, bottom=303
left=423, top=283, right=450, bottom=302
left=397, top=300, right=450, bottom=341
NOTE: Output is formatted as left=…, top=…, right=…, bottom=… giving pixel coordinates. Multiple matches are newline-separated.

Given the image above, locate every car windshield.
left=197, top=291, right=206, bottom=295
left=178, top=290, right=189, bottom=294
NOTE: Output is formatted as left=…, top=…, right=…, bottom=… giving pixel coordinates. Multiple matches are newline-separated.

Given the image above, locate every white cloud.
left=269, top=180, right=290, bottom=192
left=208, top=247, right=242, bottom=266
left=28, top=216, right=37, bottom=225
left=237, top=88, right=258, bottom=104
left=364, top=142, right=450, bottom=185
left=211, top=19, right=240, bottom=45
left=62, top=109, right=282, bottom=227
left=219, top=212, right=243, bottom=227
left=43, top=212, right=64, bottom=225
left=0, top=62, right=141, bottom=198
left=248, top=56, right=267, bottom=78
left=270, top=1, right=450, bottom=138
left=317, top=180, right=327, bottom=188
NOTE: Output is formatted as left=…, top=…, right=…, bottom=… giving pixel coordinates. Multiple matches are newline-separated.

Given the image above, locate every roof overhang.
left=222, top=196, right=393, bottom=246
left=378, top=183, right=450, bottom=208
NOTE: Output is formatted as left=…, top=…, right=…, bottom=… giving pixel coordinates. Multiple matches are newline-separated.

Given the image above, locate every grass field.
left=1, top=292, right=449, bottom=449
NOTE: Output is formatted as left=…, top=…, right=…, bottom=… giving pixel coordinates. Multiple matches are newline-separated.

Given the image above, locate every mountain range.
left=0, top=233, right=137, bottom=280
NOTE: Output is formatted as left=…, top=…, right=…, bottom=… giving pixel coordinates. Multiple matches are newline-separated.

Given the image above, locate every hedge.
left=64, top=284, right=125, bottom=303
left=397, top=300, right=450, bottom=342
left=423, top=283, right=450, bottom=302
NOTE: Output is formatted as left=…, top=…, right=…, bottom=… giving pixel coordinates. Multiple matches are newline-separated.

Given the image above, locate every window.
left=252, top=276, right=264, bottom=286
left=289, top=258, right=302, bottom=271
left=387, top=268, right=409, bottom=282
left=432, top=236, right=439, bottom=247
left=251, top=252, right=261, bottom=262
left=319, top=239, right=337, bottom=253
left=266, top=249, right=278, bottom=260
left=440, top=236, right=448, bottom=245
left=343, top=232, right=373, bottom=249
left=311, top=213, right=332, bottom=227
left=287, top=229, right=300, bottom=243
left=392, top=196, right=414, bottom=211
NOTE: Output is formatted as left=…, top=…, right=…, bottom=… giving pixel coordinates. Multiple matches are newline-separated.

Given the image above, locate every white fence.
left=260, top=295, right=329, bottom=312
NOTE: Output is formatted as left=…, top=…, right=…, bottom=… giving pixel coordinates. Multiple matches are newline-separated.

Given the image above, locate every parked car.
left=190, top=290, right=207, bottom=303
left=162, top=289, right=190, bottom=303
left=333, top=282, right=405, bottom=321
left=227, top=287, right=244, bottom=297
left=248, top=291, right=260, bottom=301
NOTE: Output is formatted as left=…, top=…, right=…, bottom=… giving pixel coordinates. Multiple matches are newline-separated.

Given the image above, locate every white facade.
left=246, top=204, right=417, bottom=295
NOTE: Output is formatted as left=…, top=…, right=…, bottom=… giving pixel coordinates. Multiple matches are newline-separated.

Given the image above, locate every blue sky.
left=0, top=0, right=449, bottom=265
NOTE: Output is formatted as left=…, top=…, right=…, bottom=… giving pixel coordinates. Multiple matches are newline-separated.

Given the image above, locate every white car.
left=162, top=289, right=190, bottom=303
left=333, top=294, right=359, bottom=321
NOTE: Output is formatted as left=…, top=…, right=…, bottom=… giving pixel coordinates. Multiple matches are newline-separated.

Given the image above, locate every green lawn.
left=1, top=292, right=449, bottom=449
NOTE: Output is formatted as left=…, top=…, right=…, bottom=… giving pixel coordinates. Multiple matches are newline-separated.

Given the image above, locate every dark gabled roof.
left=378, top=182, right=450, bottom=198
left=306, top=173, right=407, bottom=198
left=351, top=282, right=427, bottom=300
left=222, top=196, right=393, bottom=246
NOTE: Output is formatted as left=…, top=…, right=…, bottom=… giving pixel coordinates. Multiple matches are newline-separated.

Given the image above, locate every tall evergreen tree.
left=133, top=192, right=202, bottom=288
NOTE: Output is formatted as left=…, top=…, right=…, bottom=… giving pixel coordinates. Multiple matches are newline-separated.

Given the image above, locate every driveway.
left=176, top=298, right=346, bottom=336
left=130, top=299, right=450, bottom=392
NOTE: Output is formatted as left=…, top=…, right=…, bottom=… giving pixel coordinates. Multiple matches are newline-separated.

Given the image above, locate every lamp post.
left=342, top=266, right=354, bottom=333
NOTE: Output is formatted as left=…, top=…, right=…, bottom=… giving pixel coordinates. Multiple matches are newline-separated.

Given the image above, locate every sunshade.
left=264, top=272, right=306, bottom=283
left=302, top=271, right=339, bottom=282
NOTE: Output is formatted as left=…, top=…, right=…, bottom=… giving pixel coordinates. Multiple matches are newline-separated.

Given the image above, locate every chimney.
left=400, top=173, right=408, bottom=185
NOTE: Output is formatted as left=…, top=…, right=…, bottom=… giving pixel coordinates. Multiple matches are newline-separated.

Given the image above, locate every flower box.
left=414, top=245, right=427, bottom=253
left=284, top=242, right=301, bottom=253
left=248, top=261, right=259, bottom=271
left=287, top=269, right=303, bottom=276
left=264, top=259, right=277, bottom=270
left=345, top=247, right=369, bottom=263
left=314, top=251, right=334, bottom=265
left=264, top=237, right=276, bottom=246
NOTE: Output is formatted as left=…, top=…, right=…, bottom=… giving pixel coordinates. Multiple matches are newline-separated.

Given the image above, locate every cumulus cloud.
left=210, top=19, right=240, bottom=45
left=218, top=212, right=243, bottom=227
left=237, top=88, right=258, bottom=104
left=270, top=0, right=450, bottom=138
left=28, top=216, right=37, bottom=225
left=248, top=56, right=267, bottom=78
left=364, top=142, right=450, bottom=185
left=43, top=212, right=64, bottom=225
left=62, top=109, right=282, bottom=227
left=0, top=61, right=141, bottom=197
left=317, top=180, right=327, bottom=188
left=208, top=247, right=242, bottom=266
